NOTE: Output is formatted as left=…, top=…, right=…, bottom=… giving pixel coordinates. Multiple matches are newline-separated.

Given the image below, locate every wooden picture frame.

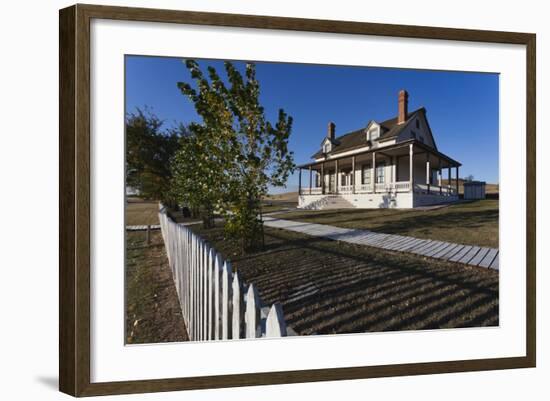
left=59, top=3, right=536, bottom=397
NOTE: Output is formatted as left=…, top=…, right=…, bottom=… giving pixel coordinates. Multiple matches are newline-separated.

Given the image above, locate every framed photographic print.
left=59, top=4, right=536, bottom=397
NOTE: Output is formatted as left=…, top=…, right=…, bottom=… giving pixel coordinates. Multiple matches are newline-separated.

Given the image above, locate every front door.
left=329, top=172, right=336, bottom=193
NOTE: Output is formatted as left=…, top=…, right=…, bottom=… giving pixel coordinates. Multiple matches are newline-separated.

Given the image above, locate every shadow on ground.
left=192, top=225, right=499, bottom=336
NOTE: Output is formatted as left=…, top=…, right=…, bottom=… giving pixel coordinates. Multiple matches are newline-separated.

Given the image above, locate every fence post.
left=266, top=303, right=287, bottom=337
left=222, top=261, right=233, bottom=340
left=182, top=230, right=190, bottom=331
left=176, top=227, right=181, bottom=298
left=146, top=224, right=151, bottom=244
left=245, top=284, right=260, bottom=338
left=232, top=272, right=243, bottom=340
left=185, top=228, right=190, bottom=328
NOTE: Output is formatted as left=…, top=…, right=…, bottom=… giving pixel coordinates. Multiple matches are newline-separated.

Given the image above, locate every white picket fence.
left=158, top=205, right=288, bottom=341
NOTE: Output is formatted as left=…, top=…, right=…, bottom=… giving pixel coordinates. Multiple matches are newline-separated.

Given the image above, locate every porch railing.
left=338, top=185, right=353, bottom=194
left=300, top=181, right=457, bottom=196
left=414, top=183, right=457, bottom=195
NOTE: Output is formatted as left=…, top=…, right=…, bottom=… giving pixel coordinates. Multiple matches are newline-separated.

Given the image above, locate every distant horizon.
left=126, top=56, right=499, bottom=190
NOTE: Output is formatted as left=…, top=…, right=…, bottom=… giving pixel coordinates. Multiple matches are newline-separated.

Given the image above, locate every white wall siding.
left=298, top=193, right=414, bottom=209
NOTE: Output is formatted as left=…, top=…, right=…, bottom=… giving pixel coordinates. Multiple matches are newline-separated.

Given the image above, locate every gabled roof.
left=311, top=107, right=425, bottom=159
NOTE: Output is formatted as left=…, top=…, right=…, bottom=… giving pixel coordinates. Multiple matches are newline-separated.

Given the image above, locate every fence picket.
left=245, top=284, right=260, bottom=338
left=214, top=253, right=222, bottom=341
left=158, top=205, right=287, bottom=341
left=207, top=248, right=215, bottom=340
left=222, top=261, right=233, bottom=340
left=266, top=303, right=287, bottom=337
left=197, top=239, right=203, bottom=341
left=190, top=234, right=194, bottom=339
left=232, top=272, right=242, bottom=340
left=202, top=244, right=209, bottom=340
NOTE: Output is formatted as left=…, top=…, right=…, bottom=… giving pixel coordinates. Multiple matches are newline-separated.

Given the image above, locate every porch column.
left=455, top=166, right=460, bottom=195
left=426, top=153, right=430, bottom=194
left=309, top=166, right=312, bottom=195
left=438, top=158, right=442, bottom=195
left=352, top=156, right=356, bottom=194
left=298, top=168, right=302, bottom=195
left=335, top=159, right=339, bottom=194
left=372, top=152, right=376, bottom=193
left=392, top=156, right=396, bottom=185
left=448, top=167, right=451, bottom=192
left=321, top=163, right=325, bottom=195
left=409, top=144, right=414, bottom=193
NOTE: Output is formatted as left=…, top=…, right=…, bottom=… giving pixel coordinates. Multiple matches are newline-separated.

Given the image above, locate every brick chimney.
left=327, top=121, right=336, bottom=141
left=398, top=89, right=409, bottom=125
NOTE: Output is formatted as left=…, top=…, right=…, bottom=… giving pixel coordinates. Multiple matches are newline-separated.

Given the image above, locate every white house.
left=297, top=90, right=461, bottom=209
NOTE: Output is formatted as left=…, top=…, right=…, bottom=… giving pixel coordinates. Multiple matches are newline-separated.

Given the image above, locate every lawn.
left=125, top=198, right=161, bottom=226
left=261, top=200, right=298, bottom=213
left=262, top=192, right=299, bottom=213
left=275, top=199, right=498, bottom=248
left=126, top=197, right=201, bottom=225
left=190, top=224, right=498, bottom=336
left=126, top=230, right=188, bottom=344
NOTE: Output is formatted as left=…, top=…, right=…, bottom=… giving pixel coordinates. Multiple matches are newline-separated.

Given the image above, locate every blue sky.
left=126, top=56, right=499, bottom=193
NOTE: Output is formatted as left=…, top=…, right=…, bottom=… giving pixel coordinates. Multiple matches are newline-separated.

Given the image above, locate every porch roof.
left=297, top=139, right=461, bottom=170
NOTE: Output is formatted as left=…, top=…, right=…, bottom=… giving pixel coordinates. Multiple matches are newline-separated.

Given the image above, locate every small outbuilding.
left=463, top=181, right=486, bottom=200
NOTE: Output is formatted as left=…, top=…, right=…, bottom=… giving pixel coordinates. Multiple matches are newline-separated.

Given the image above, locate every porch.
left=297, top=140, right=461, bottom=208
left=303, top=182, right=457, bottom=196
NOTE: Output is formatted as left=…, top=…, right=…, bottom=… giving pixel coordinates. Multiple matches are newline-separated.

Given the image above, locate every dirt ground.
left=125, top=230, right=189, bottom=344
left=190, top=224, right=499, bottom=336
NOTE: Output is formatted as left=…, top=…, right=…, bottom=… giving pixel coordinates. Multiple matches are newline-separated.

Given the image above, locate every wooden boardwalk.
left=126, top=224, right=161, bottom=231
left=262, top=217, right=499, bottom=270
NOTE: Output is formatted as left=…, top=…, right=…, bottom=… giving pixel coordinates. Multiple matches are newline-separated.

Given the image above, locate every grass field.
left=125, top=196, right=498, bottom=340
left=190, top=224, right=498, bottom=336
left=275, top=199, right=498, bottom=248
left=441, top=179, right=499, bottom=195
left=126, top=198, right=201, bottom=226
left=126, top=231, right=188, bottom=343
left=125, top=198, right=161, bottom=226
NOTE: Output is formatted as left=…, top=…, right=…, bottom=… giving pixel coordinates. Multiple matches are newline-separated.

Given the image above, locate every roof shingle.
left=311, top=107, right=425, bottom=158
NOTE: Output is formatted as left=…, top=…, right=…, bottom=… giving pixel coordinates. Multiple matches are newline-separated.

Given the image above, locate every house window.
left=361, top=164, right=371, bottom=185
left=323, top=142, right=331, bottom=153
left=341, top=172, right=353, bottom=186
left=369, top=128, right=379, bottom=141
left=341, top=173, right=346, bottom=186
left=416, top=119, right=420, bottom=129
left=376, top=161, right=386, bottom=184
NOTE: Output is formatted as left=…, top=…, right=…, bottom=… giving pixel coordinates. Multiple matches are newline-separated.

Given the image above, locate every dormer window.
left=367, top=124, right=380, bottom=142
left=323, top=142, right=331, bottom=153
